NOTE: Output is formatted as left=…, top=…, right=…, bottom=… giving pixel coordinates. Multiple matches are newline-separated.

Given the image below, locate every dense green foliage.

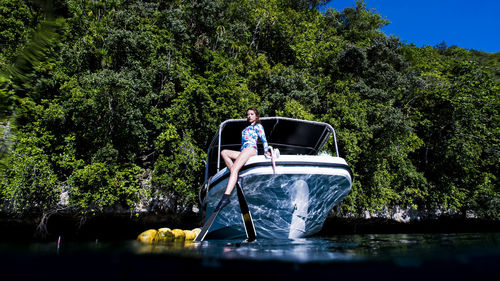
left=1, top=0, right=498, bottom=218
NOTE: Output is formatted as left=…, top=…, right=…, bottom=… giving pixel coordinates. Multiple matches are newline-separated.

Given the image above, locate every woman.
left=216, top=107, right=270, bottom=210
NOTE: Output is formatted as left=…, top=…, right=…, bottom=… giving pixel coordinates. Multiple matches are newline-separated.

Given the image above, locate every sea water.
left=1, top=232, right=499, bottom=280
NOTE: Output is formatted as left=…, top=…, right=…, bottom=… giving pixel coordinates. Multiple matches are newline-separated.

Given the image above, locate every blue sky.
left=321, top=0, right=500, bottom=53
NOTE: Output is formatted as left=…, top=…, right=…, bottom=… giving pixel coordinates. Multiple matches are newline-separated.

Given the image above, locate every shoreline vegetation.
left=1, top=210, right=499, bottom=242
left=1, top=0, right=499, bottom=239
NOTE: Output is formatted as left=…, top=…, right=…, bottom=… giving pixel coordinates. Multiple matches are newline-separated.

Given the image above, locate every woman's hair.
left=247, top=107, right=261, bottom=124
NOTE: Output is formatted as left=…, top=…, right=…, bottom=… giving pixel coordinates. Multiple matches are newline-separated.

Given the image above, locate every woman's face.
left=247, top=110, right=257, bottom=124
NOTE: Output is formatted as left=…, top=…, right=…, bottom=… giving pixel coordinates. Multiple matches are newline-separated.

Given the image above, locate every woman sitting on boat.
left=217, top=107, right=270, bottom=210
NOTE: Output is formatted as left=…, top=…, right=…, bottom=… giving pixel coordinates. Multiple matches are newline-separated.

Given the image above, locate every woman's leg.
left=224, top=147, right=257, bottom=195
left=221, top=149, right=240, bottom=170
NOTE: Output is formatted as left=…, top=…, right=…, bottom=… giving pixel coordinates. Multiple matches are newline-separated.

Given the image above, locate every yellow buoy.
left=171, top=229, right=186, bottom=240
left=183, top=230, right=196, bottom=240
left=157, top=227, right=174, bottom=242
left=138, top=227, right=202, bottom=243
left=137, top=229, right=158, bottom=243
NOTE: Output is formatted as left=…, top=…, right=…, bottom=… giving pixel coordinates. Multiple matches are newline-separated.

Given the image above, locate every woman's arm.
left=256, top=124, right=269, bottom=153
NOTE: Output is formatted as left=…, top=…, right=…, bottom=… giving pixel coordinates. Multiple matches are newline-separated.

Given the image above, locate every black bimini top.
left=204, top=117, right=339, bottom=180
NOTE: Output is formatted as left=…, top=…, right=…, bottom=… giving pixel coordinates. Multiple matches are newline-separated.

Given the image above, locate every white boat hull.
left=201, top=155, right=352, bottom=240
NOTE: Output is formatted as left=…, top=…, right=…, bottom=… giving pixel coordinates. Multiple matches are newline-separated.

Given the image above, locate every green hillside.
left=1, top=0, right=498, bottom=220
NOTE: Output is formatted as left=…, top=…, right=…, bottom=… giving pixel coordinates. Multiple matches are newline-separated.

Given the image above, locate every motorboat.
left=198, top=117, right=352, bottom=240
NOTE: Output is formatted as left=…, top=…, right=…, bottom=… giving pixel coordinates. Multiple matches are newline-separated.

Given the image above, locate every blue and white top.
left=241, top=123, right=269, bottom=153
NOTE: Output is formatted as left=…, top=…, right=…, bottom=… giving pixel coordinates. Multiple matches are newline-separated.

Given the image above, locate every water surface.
left=2, top=232, right=499, bottom=280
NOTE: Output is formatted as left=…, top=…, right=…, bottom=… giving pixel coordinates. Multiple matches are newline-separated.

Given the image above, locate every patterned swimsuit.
left=241, top=123, right=269, bottom=153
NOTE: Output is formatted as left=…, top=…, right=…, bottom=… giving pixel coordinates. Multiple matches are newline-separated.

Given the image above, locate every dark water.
left=1, top=232, right=499, bottom=280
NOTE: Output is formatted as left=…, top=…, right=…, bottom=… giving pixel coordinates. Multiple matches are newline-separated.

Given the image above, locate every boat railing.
left=206, top=117, right=339, bottom=180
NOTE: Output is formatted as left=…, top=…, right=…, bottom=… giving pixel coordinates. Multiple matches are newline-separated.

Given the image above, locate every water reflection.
left=133, top=238, right=359, bottom=263
left=2, top=233, right=499, bottom=281
left=131, top=232, right=500, bottom=265
left=1, top=232, right=498, bottom=266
